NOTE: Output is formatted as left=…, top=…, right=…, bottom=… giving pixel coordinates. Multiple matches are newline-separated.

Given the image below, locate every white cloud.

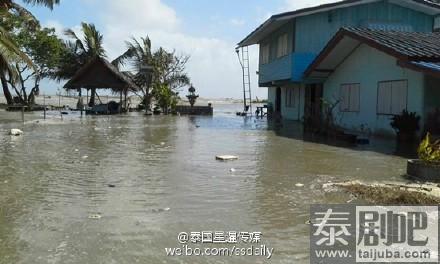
left=96, top=0, right=262, bottom=99
left=283, top=0, right=340, bottom=10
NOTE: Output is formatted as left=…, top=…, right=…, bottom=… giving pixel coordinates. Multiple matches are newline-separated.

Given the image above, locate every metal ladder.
left=238, top=46, right=252, bottom=115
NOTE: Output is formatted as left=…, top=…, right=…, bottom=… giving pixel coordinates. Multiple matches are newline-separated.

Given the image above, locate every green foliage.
left=56, top=22, right=106, bottom=81
left=390, top=110, right=421, bottom=134
left=418, top=133, right=440, bottom=164
left=153, top=83, right=179, bottom=114
left=115, top=36, right=190, bottom=112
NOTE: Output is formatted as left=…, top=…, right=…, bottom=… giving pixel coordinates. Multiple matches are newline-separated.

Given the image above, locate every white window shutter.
left=349, top=84, right=360, bottom=112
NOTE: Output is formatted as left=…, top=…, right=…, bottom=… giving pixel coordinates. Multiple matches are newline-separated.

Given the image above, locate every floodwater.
left=0, top=104, right=409, bottom=264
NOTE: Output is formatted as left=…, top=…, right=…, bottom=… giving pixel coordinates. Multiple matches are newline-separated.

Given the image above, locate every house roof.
left=305, top=27, right=440, bottom=80
left=64, top=56, right=140, bottom=91
left=237, top=0, right=440, bottom=47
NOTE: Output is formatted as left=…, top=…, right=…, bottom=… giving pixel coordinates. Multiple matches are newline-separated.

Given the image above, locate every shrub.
left=418, top=133, right=440, bottom=164
left=390, top=110, right=420, bottom=135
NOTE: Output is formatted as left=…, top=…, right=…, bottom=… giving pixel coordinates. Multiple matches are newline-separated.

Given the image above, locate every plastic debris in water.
left=216, top=155, right=239, bottom=161
left=74, top=149, right=79, bottom=152
left=230, top=168, right=236, bottom=173
left=108, top=184, right=116, bottom=188
left=152, top=207, right=171, bottom=213
left=88, top=214, right=101, bottom=220
left=9, top=129, right=23, bottom=136
left=295, top=183, right=305, bottom=187
left=82, top=155, right=88, bottom=159
left=160, top=142, right=166, bottom=146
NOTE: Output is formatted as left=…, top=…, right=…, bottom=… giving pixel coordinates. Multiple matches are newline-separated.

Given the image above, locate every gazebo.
left=64, top=56, right=139, bottom=114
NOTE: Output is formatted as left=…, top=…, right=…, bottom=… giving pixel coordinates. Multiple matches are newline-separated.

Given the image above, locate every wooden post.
left=21, top=105, right=24, bottom=123
left=79, top=88, right=83, bottom=116
left=43, top=94, right=46, bottom=120
left=120, top=89, right=123, bottom=114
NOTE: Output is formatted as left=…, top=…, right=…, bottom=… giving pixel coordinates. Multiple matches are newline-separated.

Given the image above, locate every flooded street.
left=0, top=104, right=409, bottom=264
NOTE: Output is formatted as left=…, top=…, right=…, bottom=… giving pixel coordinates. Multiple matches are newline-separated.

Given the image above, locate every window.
left=340, top=83, right=360, bottom=112
left=277, top=34, right=288, bottom=58
left=434, top=16, right=440, bottom=32
left=377, top=80, right=408, bottom=115
left=285, top=87, right=296, bottom=108
left=261, top=44, right=270, bottom=64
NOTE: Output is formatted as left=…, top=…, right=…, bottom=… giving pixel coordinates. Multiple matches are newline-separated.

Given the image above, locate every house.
left=238, top=0, right=440, bottom=135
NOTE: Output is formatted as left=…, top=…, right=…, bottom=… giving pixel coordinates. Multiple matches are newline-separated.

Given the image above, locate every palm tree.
left=0, top=0, right=59, bottom=105
left=62, top=22, right=106, bottom=106
left=113, top=36, right=153, bottom=109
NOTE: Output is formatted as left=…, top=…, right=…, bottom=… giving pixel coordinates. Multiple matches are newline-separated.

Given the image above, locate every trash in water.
left=216, top=155, right=239, bottom=161
left=160, top=142, right=166, bottom=146
left=82, top=155, right=88, bottom=159
left=74, top=149, right=79, bottom=152
left=295, top=183, right=305, bottom=187
left=152, top=207, right=171, bottom=213
left=230, top=168, right=236, bottom=172
left=108, top=184, right=116, bottom=188
left=88, top=214, right=101, bottom=220
left=9, top=129, right=23, bottom=136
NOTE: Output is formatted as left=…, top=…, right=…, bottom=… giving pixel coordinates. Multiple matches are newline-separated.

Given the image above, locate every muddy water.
left=0, top=105, right=408, bottom=264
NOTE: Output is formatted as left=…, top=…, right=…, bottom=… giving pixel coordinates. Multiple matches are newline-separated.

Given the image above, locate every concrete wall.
left=324, top=44, right=425, bottom=135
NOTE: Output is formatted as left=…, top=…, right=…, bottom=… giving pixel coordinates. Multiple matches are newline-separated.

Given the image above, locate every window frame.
left=339, top=83, right=360, bottom=113
left=376, top=80, right=408, bottom=116
left=285, top=87, right=296, bottom=108
left=261, top=43, right=270, bottom=64
left=277, top=33, right=289, bottom=58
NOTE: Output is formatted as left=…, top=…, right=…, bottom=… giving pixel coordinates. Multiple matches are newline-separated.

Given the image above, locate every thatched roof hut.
left=64, top=56, right=139, bottom=92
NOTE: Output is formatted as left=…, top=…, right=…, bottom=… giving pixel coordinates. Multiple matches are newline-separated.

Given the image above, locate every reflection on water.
left=0, top=104, right=409, bottom=263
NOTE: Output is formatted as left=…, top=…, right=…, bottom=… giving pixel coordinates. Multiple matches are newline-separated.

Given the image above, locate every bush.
left=390, top=110, right=420, bottom=135
left=418, top=133, right=440, bottom=164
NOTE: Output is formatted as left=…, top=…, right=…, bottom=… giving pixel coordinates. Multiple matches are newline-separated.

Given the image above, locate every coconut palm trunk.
left=89, top=88, right=96, bottom=106
left=1, top=74, right=13, bottom=105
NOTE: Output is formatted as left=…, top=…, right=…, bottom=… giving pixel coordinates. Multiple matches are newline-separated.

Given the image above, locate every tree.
left=56, top=22, right=106, bottom=106
left=114, top=36, right=190, bottom=113
left=0, top=0, right=60, bottom=105
left=4, top=13, right=66, bottom=105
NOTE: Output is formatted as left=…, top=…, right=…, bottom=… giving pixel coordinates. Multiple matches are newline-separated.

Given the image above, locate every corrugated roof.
left=238, top=0, right=440, bottom=47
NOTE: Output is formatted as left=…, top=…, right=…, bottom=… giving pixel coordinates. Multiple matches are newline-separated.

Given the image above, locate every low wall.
left=175, top=105, right=213, bottom=115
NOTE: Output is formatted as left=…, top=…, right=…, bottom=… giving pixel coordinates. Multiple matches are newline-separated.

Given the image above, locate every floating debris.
left=230, top=168, right=236, bottom=173
left=216, top=155, right=239, bottom=161
left=108, top=184, right=116, bottom=188
left=82, top=155, right=88, bottom=159
left=295, top=183, right=305, bottom=187
left=88, top=214, right=102, bottom=220
left=9, top=129, right=23, bottom=136
left=152, top=207, right=171, bottom=213
left=74, top=149, right=79, bottom=152
left=160, top=142, right=166, bottom=146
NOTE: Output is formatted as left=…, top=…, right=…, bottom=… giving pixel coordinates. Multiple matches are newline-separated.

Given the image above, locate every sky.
left=19, top=0, right=337, bottom=99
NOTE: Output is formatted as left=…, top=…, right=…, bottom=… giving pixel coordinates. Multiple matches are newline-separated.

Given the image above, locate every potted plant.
left=390, top=110, right=421, bottom=142
left=407, top=133, right=440, bottom=181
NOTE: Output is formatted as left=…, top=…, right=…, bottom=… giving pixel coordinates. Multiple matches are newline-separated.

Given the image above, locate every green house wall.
left=323, top=44, right=425, bottom=135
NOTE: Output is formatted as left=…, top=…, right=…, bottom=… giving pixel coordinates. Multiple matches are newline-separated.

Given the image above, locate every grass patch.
left=341, top=184, right=440, bottom=205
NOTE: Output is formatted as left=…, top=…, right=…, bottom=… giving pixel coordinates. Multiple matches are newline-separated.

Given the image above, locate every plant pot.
left=407, top=159, right=440, bottom=182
